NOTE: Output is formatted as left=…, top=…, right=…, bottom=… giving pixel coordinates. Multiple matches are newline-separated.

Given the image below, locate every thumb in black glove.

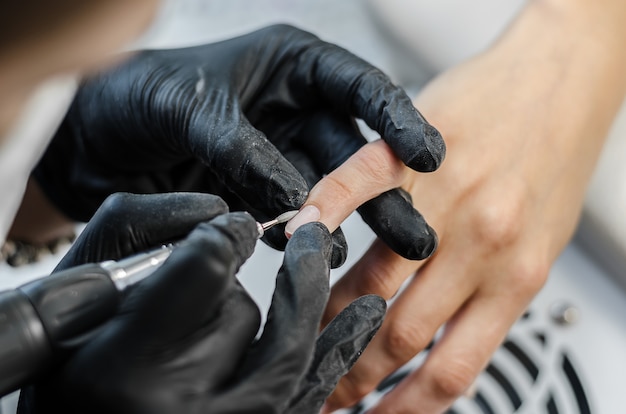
left=54, top=191, right=231, bottom=271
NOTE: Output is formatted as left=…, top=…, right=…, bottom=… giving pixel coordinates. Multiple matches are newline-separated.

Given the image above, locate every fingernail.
left=285, top=205, right=320, bottom=237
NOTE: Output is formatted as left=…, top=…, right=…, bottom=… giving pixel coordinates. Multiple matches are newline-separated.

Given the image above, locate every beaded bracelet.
left=1, top=234, right=75, bottom=267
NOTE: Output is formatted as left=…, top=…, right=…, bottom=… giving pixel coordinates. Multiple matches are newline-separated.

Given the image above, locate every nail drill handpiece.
left=0, top=210, right=299, bottom=396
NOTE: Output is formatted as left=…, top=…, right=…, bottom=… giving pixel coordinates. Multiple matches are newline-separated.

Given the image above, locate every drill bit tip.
left=273, top=210, right=300, bottom=225
left=256, top=210, right=300, bottom=238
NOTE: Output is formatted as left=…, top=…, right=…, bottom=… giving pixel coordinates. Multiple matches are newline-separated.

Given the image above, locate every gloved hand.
left=18, top=192, right=386, bottom=413
left=53, top=191, right=231, bottom=272
left=34, top=24, right=444, bottom=259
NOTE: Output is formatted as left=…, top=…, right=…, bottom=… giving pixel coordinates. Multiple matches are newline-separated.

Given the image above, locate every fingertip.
left=196, top=193, right=230, bottom=216
left=406, top=123, right=446, bottom=172
left=357, top=190, right=439, bottom=260
left=407, top=224, right=438, bottom=261
left=284, top=205, right=320, bottom=237
left=187, top=212, right=259, bottom=270
left=330, top=227, right=348, bottom=269
left=320, top=394, right=344, bottom=414
left=322, top=295, right=387, bottom=351
left=423, top=227, right=439, bottom=259
left=208, top=211, right=256, bottom=230
left=289, top=221, right=331, bottom=246
left=357, top=294, right=388, bottom=321
left=212, top=118, right=310, bottom=214
left=273, top=174, right=310, bottom=212
left=320, top=403, right=332, bottom=414
left=286, top=221, right=334, bottom=267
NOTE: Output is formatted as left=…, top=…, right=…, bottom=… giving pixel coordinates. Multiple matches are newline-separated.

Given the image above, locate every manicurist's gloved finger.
left=210, top=222, right=333, bottom=412
left=289, top=35, right=445, bottom=172
left=285, top=294, right=386, bottom=414
left=187, top=114, right=310, bottom=216
left=291, top=112, right=438, bottom=260
left=290, top=112, right=365, bottom=174
left=56, top=192, right=229, bottom=270
left=113, top=212, right=259, bottom=347
left=357, top=189, right=438, bottom=260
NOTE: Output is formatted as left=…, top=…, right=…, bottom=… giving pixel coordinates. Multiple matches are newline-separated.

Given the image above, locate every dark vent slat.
left=474, top=391, right=496, bottom=414
left=546, top=393, right=560, bottom=414
left=533, top=331, right=547, bottom=347
left=503, top=340, right=540, bottom=382
left=348, top=403, right=363, bottom=414
left=562, top=354, right=591, bottom=414
left=485, top=363, right=523, bottom=410
left=376, top=370, right=410, bottom=392
left=350, top=315, right=594, bottom=414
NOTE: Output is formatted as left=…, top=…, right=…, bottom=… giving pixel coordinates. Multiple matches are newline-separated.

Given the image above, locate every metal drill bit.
left=108, top=210, right=301, bottom=289
left=257, top=210, right=299, bottom=238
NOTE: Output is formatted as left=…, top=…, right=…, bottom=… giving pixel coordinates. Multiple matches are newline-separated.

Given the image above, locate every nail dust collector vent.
left=350, top=309, right=592, bottom=414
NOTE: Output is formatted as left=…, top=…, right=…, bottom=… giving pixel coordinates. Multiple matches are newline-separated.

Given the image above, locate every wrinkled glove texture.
left=18, top=192, right=385, bottom=413
left=34, top=24, right=444, bottom=259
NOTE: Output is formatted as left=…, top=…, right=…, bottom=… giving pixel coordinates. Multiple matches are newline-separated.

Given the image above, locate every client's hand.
left=287, top=2, right=626, bottom=412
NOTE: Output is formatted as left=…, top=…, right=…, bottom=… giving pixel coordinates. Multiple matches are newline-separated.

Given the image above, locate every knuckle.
left=351, top=143, right=405, bottom=190
left=200, top=193, right=229, bottom=212
left=471, top=198, right=525, bottom=252
left=508, top=258, right=550, bottom=296
left=358, top=262, right=399, bottom=299
left=322, top=173, right=359, bottom=202
left=383, top=320, right=432, bottom=364
left=231, top=288, right=261, bottom=325
left=427, top=360, right=476, bottom=400
left=335, top=374, right=379, bottom=408
left=265, top=23, right=300, bottom=37
left=262, top=24, right=316, bottom=47
left=351, top=381, right=378, bottom=404
left=95, top=193, right=142, bottom=235
left=99, top=192, right=134, bottom=217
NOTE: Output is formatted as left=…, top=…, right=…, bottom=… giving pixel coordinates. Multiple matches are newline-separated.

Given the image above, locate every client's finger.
left=286, top=139, right=406, bottom=236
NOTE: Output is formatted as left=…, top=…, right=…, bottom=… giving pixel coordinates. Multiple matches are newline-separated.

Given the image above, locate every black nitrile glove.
left=34, top=24, right=444, bottom=260
left=285, top=294, right=385, bottom=413
left=18, top=193, right=386, bottom=413
left=53, top=191, right=231, bottom=271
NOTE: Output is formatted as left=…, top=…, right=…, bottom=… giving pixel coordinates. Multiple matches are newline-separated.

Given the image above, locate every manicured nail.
left=285, top=205, right=320, bottom=237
